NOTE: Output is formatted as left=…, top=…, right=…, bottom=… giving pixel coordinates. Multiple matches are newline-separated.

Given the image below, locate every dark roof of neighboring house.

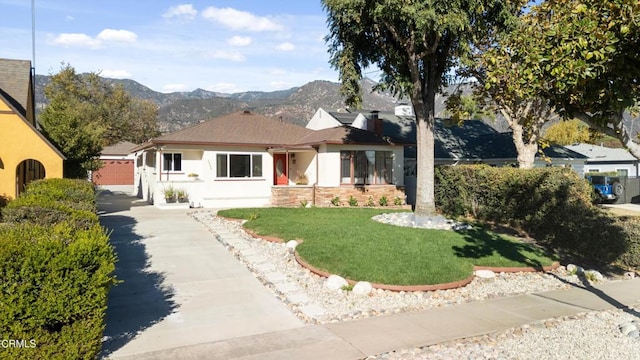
left=101, top=141, right=137, bottom=156
left=0, top=58, right=31, bottom=116
left=298, top=125, right=406, bottom=146
left=143, top=110, right=315, bottom=147
left=327, top=111, right=359, bottom=125
left=370, top=114, right=586, bottom=161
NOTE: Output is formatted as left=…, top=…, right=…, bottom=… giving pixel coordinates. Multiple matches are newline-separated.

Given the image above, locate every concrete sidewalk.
left=324, top=278, right=640, bottom=357
left=99, top=191, right=640, bottom=359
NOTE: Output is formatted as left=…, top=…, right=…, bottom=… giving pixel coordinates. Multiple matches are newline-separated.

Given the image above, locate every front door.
left=273, top=154, right=288, bottom=185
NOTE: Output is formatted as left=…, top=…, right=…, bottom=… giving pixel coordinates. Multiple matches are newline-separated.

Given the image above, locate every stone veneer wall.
left=271, top=185, right=406, bottom=207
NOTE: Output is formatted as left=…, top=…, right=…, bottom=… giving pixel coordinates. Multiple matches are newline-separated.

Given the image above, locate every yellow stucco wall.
left=0, top=99, right=64, bottom=198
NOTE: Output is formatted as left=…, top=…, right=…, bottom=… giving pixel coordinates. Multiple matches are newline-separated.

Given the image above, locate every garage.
left=92, top=141, right=136, bottom=186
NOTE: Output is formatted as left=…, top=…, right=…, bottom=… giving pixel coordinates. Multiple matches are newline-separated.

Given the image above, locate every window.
left=617, top=169, right=629, bottom=177
left=162, top=153, right=182, bottom=172
left=340, top=150, right=393, bottom=184
left=216, top=153, right=262, bottom=178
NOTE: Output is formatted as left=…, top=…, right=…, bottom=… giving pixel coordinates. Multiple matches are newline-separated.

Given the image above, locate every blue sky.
left=1, top=1, right=340, bottom=93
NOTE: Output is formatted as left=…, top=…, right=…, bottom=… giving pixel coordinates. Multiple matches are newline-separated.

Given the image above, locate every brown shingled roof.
left=101, top=141, right=137, bottom=155
left=152, top=110, right=314, bottom=146
left=0, top=58, right=31, bottom=116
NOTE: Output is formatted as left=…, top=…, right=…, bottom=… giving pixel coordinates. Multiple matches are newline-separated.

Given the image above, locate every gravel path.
left=191, top=211, right=640, bottom=359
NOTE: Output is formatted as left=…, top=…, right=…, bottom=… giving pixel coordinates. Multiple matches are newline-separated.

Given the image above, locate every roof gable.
left=0, top=58, right=32, bottom=117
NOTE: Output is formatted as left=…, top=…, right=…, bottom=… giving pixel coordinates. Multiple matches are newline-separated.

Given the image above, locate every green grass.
left=218, top=207, right=557, bottom=286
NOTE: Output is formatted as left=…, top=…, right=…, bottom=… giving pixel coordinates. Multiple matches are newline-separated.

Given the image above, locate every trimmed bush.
left=435, top=165, right=630, bottom=265
left=616, top=217, right=640, bottom=269
left=0, top=223, right=116, bottom=359
left=0, top=178, right=116, bottom=359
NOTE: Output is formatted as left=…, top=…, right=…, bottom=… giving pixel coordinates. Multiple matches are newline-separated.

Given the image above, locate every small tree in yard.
left=322, top=0, right=522, bottom=216
left=522, top=0, right=640, bottom=158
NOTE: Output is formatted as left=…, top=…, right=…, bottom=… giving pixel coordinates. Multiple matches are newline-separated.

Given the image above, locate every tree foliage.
left=521, top=0, right=640, bottom=157
left=543, top=119, right=596, bottom=145
left=322, top=0, right=521, bottom=215
left=39, top=64, right=158, bottom=178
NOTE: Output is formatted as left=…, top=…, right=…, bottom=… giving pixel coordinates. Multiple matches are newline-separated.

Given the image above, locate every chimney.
left=367, top=111, right=383, bottom=136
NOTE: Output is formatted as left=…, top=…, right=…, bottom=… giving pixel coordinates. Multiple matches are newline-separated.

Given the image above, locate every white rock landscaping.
left=325, top=274, right=349, bottom=291
left=474, top=269, right=496, bottom=279
left=352, top=281, right=373, bottom=296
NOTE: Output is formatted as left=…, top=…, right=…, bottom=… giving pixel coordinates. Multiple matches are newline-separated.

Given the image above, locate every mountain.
left=34, top=75, right=402, bottom=133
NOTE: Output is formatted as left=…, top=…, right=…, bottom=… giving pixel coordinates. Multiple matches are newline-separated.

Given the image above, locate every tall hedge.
left=435, top=165, right=638, bottom=267
left=0, top=179, right=116, bottom=359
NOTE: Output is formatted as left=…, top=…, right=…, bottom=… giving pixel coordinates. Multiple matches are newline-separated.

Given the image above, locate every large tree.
left=523, top=0, right=640, bottom=157
left=40, top=64, right=158, bottom=178
left=322, top=0, right=521, bottom=215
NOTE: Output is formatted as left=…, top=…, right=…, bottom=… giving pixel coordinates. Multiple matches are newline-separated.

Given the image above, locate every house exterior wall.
left=583, top=162, right=639, bottom=177
left=136, top=145, right=275, bottom=208
left=0, top=99, right=63, bottom=198
left=306, top=108, right=341, bottom=130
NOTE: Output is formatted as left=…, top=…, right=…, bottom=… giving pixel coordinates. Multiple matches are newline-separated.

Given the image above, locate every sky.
left=1, top=0, right=343, bottom=93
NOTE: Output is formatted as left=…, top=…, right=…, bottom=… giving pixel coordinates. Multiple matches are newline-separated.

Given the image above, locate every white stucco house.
left=133, top=110, right=407, bottom=208
left=565, top=143, right=639, bottom=177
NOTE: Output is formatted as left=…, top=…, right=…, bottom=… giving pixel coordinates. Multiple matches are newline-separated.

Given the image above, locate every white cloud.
left=201, top=7, right=283, bottom=32
left=227, top=36, right=251, bottom=47
left=163, top=83, right=188, bottom=92
left=50, top=29, right=137, bottom=49
left=100, top=69, right=132, bottom=78
left=162, top=4, right=197, bottom=19
left=65, top=15, right=74, bottom=22
left=276, top=42, right=295, bottom=51
left=97, top=29, right=137, bottom=43
left=51, top=33, right=100, bottom=48
left=206, top=83, right=243, bottom=93
left=270, top=69, right=287, bottom=75
left=206, top=50, right=246, bottom=62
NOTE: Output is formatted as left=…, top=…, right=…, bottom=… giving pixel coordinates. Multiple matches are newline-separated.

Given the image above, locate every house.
left=565, top=143, right=639, bottom=177
left=132, top=110, right=406, bottom=208
left=91, top=141, right=137, bottom=187
left=309, top=106, right=588, bottom=175
left=0, top=58, right=64, bottom=199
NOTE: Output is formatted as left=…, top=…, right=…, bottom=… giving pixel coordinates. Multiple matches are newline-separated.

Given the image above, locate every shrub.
left=365, top=196, right=375, bottom=207
left=616, top=217, right=640, bottom=269
left=435, top=165, right=630, bottom=265
left=0, top=223, right=116, bottom=359
left=393, top=196, right=403, bottom=206
left=22, top=178, right=96, bottom=209
left=348, top=195, right=358, bottom=207
left=379, top=195, right=388, bottom=206
left=331, top=196, right=341, bottom=206
left=2, top=197, right=98, bottom=229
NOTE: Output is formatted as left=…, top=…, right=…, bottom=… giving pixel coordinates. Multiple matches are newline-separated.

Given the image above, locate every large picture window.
left=340, top=150, right=393, bottom=185
left=162, top=153, right=182, bottom=172
left=216, top=153, right=262, bottom=178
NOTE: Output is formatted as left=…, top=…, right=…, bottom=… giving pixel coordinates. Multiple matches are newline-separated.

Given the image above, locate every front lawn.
left=218, top=207, right=557, bottom=285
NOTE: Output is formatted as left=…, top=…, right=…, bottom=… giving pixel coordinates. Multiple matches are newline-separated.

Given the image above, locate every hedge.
left=0, top=179, right=116, bottom=359
left=435, top=165, right=637, bottom=267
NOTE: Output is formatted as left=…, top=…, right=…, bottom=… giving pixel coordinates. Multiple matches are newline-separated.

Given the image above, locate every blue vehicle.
left=587, top=175, right=624, bottom=202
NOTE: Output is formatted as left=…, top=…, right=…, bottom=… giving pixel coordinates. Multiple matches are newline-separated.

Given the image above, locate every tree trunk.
left=511, top=123, right=537, bottom=169
left=412, top=84, right=437, bottom=216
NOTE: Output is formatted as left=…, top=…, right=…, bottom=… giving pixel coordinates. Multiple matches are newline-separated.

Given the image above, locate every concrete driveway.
left=98, top=191, right=312, bottom=359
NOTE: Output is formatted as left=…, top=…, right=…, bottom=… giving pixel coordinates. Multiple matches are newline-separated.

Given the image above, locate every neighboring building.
left=310, top=106, right=588, bottom=175
left=565, top=143, right=639, bottom=177
left=92, top=141, right=137, bottom=186
left=0, top=58, right=64, bottom=198
left=133, top=110, right=406, bottom=208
